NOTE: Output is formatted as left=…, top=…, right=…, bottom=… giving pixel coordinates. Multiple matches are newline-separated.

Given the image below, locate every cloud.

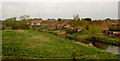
left=2, top=2, right=118, bottom=20
left=0, top=3, right=2, bottom=20
left=2, top=0, right=120, bottom=2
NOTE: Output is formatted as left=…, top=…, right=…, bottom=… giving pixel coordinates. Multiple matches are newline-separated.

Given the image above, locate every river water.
left=57, top=33, right=120, bottom=54
left=106, top=45, right=120, bottom=54
left=92, top=42, right=120, bottom=54
left=53, top=33, right=120, bottom=59
left=92, top=42, right=120, bottom=59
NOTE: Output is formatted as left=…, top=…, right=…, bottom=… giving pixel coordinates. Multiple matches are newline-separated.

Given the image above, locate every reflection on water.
left=93, top=42, right=120, bottom=54
left=106, top=46, right=120, bottom=54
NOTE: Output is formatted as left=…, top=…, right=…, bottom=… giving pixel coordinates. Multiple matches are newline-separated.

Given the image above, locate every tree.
left=5, top=17, right=17, bottom=21
left=81, top=18, right=91, bottom=21
left=58, top=18, right=61, bottom=21
left=73, top=14, right=80, bottom=21
left=4, top=17, right=29, bottom=29
left=79, top=19, right=86, bottom=27
left=88, top=24, right=103, bottom=37
left=11, top=17, right=17, bottom=21
left=19, top=15, right=30, bottom=21
left=105, top=18, right=111, bottom=20
left=5, top=18, right=16, bottom=26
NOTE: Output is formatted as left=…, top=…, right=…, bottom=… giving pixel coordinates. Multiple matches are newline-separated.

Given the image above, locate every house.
left=50, top=21, right=58, bottom=26
left=109, top=20, right=120, bottom=31
left=60, top=21, right=69, bottom=27
left=108, top=31, right=120, bottom=38
left=36, top=20, right=43, bottom=26
left=101, top=21, right=109, bottom=30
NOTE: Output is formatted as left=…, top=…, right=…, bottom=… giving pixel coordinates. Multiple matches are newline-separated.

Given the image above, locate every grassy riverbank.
left=2, top=29, right=116, bottom=59
left=98, top=37, right=120, bottom=46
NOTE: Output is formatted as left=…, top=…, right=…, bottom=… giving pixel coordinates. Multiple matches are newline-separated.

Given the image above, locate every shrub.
left=4, top=20, right=29, bottom=30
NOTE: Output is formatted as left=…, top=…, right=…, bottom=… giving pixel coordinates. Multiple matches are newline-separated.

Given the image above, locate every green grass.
left=101, top=37, right=120, bottom=44
left=107, top=38, right=120, bottom=43
left=2, top=29, right=116, bottom=59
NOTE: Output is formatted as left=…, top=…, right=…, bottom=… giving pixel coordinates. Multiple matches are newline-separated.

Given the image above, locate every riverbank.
left=48, top=30, right=120, bottom=46
left=2, top=29, right=116, bottom=59
left=100, top=37, right=120, bottom=46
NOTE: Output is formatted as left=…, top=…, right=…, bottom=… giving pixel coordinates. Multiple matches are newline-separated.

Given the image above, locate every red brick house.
left=101, top=21, right=109, bottom=30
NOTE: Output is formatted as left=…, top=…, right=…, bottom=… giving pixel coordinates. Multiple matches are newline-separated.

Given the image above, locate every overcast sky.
left=0, top=0, right=119, bottom=20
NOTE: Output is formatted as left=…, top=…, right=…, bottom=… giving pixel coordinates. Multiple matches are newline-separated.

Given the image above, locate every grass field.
left=2, top=29, right=116, bottom=59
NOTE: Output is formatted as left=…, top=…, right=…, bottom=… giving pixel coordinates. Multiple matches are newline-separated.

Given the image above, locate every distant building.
left=101, top=21, right=109, bottom=30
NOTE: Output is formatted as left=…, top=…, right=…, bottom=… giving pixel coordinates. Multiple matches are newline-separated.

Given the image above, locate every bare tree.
left=19, top=15, right=30, bottom=21
left=73, top=14, right=80, bottom=21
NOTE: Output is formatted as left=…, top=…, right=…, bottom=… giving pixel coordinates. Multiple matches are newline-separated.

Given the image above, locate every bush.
left=67, top=34, right=75, bottom=40
left=4, top=20, right=29, bottom=30
left=86, top=36, right=103, bottom=42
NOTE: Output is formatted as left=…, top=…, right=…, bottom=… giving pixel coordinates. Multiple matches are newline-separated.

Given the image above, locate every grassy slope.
left=2, top=29, right=116, bottom=59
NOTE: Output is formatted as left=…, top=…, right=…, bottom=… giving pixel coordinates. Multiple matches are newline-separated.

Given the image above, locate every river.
left=92, top=42, right=120, bottom=54
left=52, top=32, right=120, bottom=59
left=57, top=33, right=120, bottom=55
